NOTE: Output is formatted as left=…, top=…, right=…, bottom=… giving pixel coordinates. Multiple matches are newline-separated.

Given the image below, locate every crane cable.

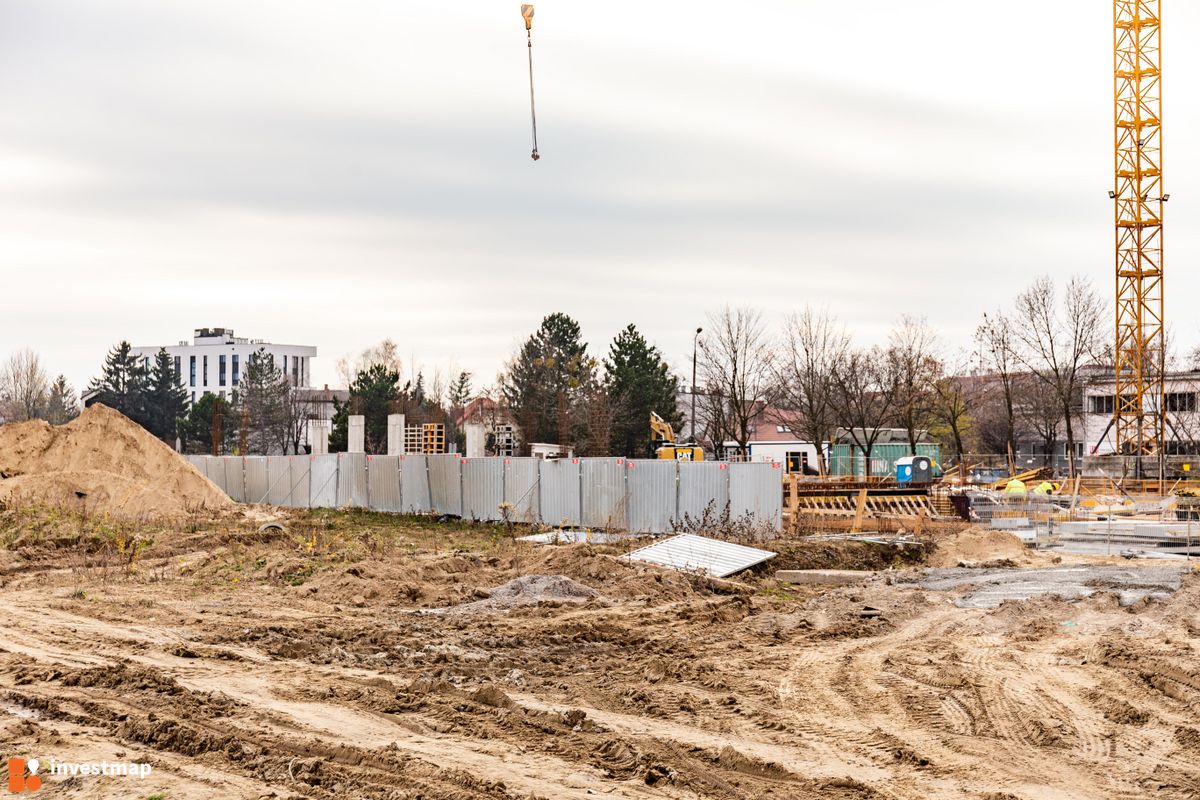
left=521, top=5, right=540, bottom=161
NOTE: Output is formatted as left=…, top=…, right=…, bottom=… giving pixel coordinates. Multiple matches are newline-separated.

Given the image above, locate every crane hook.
left=521, top=5, right=540, bottom=161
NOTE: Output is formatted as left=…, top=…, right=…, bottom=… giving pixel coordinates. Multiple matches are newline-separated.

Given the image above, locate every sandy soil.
left=0, top=405, right=231, bottom=518
left=1, top=509, right=1198, bottom=799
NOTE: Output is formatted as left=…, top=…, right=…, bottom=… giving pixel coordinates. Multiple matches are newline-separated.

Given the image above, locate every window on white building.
left=189, top=356, right=196, bottom=387
left=1166, top=392, right=1197, bottom=413
left=232, top=354, right=240, bottom=385
left=219, top=354, right=227, bottom=387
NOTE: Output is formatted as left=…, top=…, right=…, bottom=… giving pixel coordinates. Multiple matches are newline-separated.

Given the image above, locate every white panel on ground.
left=621, top=533, right=776, bottom=578
left=581, top=458, right=627, bottom=529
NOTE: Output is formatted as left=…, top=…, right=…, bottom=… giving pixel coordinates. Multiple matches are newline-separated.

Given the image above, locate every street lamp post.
left=691, top=327, right=702, bottom=444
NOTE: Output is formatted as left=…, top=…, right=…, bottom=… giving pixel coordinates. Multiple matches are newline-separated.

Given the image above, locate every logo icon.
left=7, top=759, right=40, bottom=793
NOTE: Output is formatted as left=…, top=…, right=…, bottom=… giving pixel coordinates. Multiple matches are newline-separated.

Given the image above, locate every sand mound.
left=0, top=404, right=232, bottom=518
left=927, top=526, right=1028, bottom=568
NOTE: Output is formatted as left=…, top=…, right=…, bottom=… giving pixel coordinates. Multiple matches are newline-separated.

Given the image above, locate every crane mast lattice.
left=1113, top=0, right=1166, bottom=476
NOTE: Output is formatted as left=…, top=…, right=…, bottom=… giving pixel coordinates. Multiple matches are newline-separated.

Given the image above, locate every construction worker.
left=1004, top=477, right=1027, bottom=495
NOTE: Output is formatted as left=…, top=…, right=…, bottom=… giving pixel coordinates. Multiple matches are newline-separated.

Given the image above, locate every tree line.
left=697, top=274, right=1110, bottom=478
left=490, top=290, right=1104, bottom=475
left=328, top=319, right=681, bottom=460
left=2, top=272, right=1120, bottom=476
left=0, top=348, right=79, bottom=425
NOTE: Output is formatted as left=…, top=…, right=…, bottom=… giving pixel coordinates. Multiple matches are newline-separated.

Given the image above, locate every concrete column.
left=464, top=423, right=485, bottom=458
left=310, top=419, right=330, bottom=455
left=348, top=415, right=365, bottom=453
left=387, top=414, right=406, bottom=455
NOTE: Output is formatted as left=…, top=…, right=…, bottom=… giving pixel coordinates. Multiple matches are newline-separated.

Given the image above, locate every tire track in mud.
left=0, top=587, right=885, bottom=799
left=0, top=593, right=615, bottom=799
left=3, top=526, right=1199, bottom=800
left=777, top=597, right=1200, bottom=799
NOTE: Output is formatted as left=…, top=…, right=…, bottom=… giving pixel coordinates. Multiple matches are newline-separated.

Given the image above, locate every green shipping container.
left=829, top=443, right=942, bottom=479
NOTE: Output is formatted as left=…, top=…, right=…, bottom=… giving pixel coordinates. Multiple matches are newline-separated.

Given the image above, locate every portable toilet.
left=895, top=455, right=933, bottom=484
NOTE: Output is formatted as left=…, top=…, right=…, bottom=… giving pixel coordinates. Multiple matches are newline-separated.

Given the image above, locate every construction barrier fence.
left=185, top=455, right=782, bottom=534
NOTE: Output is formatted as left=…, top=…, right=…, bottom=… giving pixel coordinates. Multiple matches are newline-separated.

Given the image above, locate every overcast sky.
left=3, top=1, right=1199, bottom=394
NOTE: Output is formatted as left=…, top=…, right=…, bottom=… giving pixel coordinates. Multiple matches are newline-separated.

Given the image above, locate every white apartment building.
left=1083, top=370, right=1200, bottom=456
left=131, top=328, right=317, bottom=405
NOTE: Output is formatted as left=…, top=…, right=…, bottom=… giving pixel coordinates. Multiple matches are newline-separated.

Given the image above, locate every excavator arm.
left=649, top=412, right=675, bottom=444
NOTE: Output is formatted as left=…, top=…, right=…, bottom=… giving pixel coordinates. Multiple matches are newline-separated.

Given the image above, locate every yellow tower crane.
left=1112, top=0, right=1167, bottom=481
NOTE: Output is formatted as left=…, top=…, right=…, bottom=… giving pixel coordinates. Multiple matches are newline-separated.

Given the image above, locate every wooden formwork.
left=786, top=511, right=969, bottom=537
left=781, top=475, right=957, bottom=535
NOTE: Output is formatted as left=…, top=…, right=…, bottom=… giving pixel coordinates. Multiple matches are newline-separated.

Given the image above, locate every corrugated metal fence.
left=185, top=455, right=782, bottom=534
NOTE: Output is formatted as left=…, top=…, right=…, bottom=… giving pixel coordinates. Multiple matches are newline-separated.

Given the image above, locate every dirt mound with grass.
left=0, top=404, right=231, bottom=518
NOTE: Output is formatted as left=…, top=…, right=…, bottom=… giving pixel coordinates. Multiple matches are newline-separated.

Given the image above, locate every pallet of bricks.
left=782, top=474, right=965, bottom=535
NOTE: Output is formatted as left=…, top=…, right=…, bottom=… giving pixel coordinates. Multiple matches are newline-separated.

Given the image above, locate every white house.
left=130, top=328, right=317, bottom=405
left=720, top=406, right=821, bottom=472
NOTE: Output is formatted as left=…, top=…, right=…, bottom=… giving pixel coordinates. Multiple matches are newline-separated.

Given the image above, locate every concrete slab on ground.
left=775, top=569, right=874, bottom=586
left=914, top=564, right=1190, bottom=608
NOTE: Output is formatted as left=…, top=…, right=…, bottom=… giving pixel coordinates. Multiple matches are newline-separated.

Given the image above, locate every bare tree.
left=336, top=339, right=404, bottom=387
left=277, top=387, right=317, bottom=455
left=975, top=311, right=1022, bottom=473
left=1011, top=275, right=1105, bottom=479
left=0, top=348, right=49, bottom=422
left=829, top=346, right=897, bottom=477
left=1016, top=371, right=1061, bottom=469
left=887, top=315, right=941, bottom=453
left=774, top=308, right=849, bottom=475
left=697, top=307, right=776, bottom=458
left=929, top=355, right=980, bottom=480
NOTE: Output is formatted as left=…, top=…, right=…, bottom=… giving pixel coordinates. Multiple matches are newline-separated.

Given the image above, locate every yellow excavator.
left=650, top=412, right=704, bottom=461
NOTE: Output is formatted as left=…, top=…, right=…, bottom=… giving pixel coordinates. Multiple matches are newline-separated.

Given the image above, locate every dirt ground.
left=1, top=507, right=1198, bottom=799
